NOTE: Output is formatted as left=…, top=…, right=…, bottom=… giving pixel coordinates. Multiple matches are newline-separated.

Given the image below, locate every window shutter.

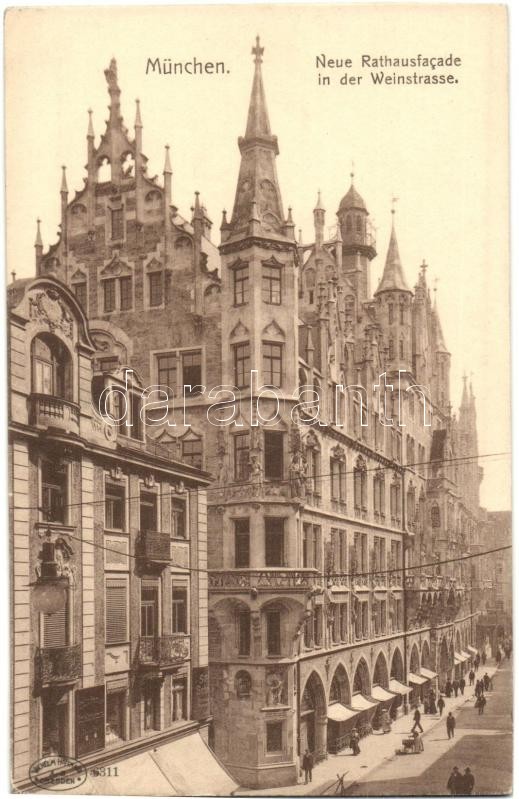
left=106, top=578, right=128, bottom=644
left=43, top=604, right=67, bottom=648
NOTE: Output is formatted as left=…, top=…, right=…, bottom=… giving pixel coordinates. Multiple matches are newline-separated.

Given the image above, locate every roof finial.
left=87, top=108, right=94, bottom=138
left=11, top=270, right=16, bottom=282
left=350, top=159, right=355, bottom=184
left=298, top=228, right=303, bottom=245
left=252, top=35, right=264, bottom=65
left=135, top=98, right=142, bottom=128
left=61, top=165, right=68, bottom=194
left=391, top=195, right=399, bottom=218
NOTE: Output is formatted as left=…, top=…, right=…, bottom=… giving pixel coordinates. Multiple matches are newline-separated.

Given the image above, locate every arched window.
left=31, top=334, right=72, bottom=400
left=305, top=432, right=321, bottom=498
left=373, top=469, right=385, bottom=518
left=390, top=474, right=401, bottom=523
left=330, top=447, right=346, bottom=504
left=345, top=215, right=352, bottom=233
left=97, top=156, right=111, bottom=183
left=407, top=484, right=416, bottom=528
left=355, top=215, right=362, bottom=233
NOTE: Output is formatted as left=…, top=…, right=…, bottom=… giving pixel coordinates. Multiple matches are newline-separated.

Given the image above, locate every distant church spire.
left=374, top=206, right=411, bottom=295
left=225, top=38, right=287, bottom=242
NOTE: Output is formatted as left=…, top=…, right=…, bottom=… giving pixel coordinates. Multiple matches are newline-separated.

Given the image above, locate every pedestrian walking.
left=447, top=766, right=462, bottom=795
left=453, top=679, right=459, bottom=697
left=459, top=677, right=466, bottom=695
left=445, top=679, right=452, bottom=698
left=496, top=648, right=502, bottom=666
left=446, top=711, right=456, bottom=739
left=476, top=694, right=487, bottom=715
left=462, top=767, right=475, bottom=795
left=302, top=749, right=313, bottom=784
left=475, top=654, right=480, bottom=670
left=483, top=672, right=490, bottom=691
left=474, top=680, right=482, bottom=698
left=350, top=728, right=360, bottom=756
left=468, top=669, right=475, bottom=686
left=380, top=708, right=391, bottom=734
left=411, top=708, right=424, bottom=733
left=481, top=650, right=487, bottom=666
left=429, top=695, right=437, bottom=714
left=438, top=695, right=445, bottom=717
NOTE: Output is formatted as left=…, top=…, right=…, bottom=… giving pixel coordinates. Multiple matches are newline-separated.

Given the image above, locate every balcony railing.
left=209, top=568, right=320, bottom=592
left=35, top=644, right=81, bottom=686
left=30, top=393, right=80, bottom=434
left=138, top=531, right=171, bottom=565
left=137, top=635, right=190, bottom=667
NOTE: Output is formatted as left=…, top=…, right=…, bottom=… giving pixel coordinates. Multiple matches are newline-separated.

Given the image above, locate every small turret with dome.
left=336, top=168, right=376, bottom=301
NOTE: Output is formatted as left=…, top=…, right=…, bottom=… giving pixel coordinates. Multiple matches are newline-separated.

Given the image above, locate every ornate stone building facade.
left=8, top=275, right=231, bottom=791
left=27, top=43, right=489, bottom=789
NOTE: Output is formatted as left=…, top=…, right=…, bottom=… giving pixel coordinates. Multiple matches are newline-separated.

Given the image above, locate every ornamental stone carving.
left=29, top=290, right=73, bottom=338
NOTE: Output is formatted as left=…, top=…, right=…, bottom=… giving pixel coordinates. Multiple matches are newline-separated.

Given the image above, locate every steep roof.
left=338, top=183, right=367, bottom=212
left=374, top=222, right=412, bottom=295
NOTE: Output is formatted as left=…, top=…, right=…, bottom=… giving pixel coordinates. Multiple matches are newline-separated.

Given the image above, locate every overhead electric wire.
left=9, top=449, right=511, bottom=513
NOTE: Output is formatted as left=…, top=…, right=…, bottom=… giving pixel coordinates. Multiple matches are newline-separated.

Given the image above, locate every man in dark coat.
left=477, top=694, right=487, bottom=715
left=475, top=653, right=481, bottom=670
left=468, top=669, right=475, bottom=686
left=447, top=766, right=463, bottom=795
left=437, top=695, right=445, bottom=716
left=459, top=677, right=466, bottom=695
left=452, top=679, right=459, bottom=697
left=302, top=749, right=314, bottom=783
left=481, top=650, right=487, bottom=666
left=411, top=707, right=424, bottom=733
left=462, top=767, right=475, bottom=795
left=445, top=680, right=452, bottom=698
left=483, top=672, right=490, bottom=690
left=446, top=711, right=456, bottom=739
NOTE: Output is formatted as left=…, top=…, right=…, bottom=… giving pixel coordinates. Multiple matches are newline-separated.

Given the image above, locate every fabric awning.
left=420, top=667, right=438, bottom=680
left=371, top=685, right=397, bottom=701
left=408, top=672, right=427, bottom=685
left=454, top=651, right=468, bottom=664
left=151, top=732, right=238, bottom=795
left=50, top=732, right=239, bottom=796
left=350, top=694, right=379, bottom=711
left=461, top=650, right=471, bottom=660
left=327, top=702, right=360, bottom=722
left=467, top=645, right=478, bottom=655
left=389, top=678, right=412, bottom=695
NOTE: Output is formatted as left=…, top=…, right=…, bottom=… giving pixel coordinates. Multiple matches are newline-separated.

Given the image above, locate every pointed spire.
left=34, top=218, right=43, bottom=248
left=220, top=209, right=229, bottom=230
left=87, top=108, right=94, bottom=138
left=134, top=98, right=142, bottom=128
left=374, top=208, right=411, bottom=295
left=244, top=36, right=272, bottom=140
left=60, top=165, right=68, bottom=194
left=461, top=373, right=469, bottom=407
left=193, top=191, right=203, bottom=219
left=314, top=190, right=324, bottom=211
left=163, top=144, right=172, bottom=174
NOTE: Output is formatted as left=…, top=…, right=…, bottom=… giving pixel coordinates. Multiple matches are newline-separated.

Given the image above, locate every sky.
left=4, top=4, right=510, bottom=509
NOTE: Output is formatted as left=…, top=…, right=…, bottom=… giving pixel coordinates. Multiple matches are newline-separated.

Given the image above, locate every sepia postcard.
left=5, top=4, right=511, bottom=796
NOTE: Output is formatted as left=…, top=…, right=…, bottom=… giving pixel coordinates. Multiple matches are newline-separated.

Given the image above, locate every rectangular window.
left=41, top=459, right=67, bottom=524
left=171, top=497, right=186, bottom=539
left=157, top=353, right=177, bottom=393
left=171, top=678, right=187, bottom=722
left=266, top=610, right=281, bottom=655
left=140, top=583, right=159, bottom=638
left=233, top=343, right=251, bottom=389
left=266, top=721, right=283, bottom=753
left=233, top=264, right=249, bottom=306
left=172, top=588, right=188, bottom=633
left=111, top=208, right=124, bottom=240
left=119, top=276, right=132, bottom=311
left=105, top=481, right=125, bottom=530
left=313, top=606, right=322, bottom=646
left=106, top=578, right=128, bottom=644
left=233, top=432, right=250, bottom=481
left=312, top=525, right=321, bottom=570
left=264, top=430, right=284, bottom=480
left=340, top=602, right=348, bottom=641
left=262, top=265, right=282, bottom=305
left=140, top=490, right=158, bottom=532
left=73, top=282, right=87, bottom=310
left=182, top=437, right=203, bottom=469
left=262, top=342, right=282, bottom=387
left=331, top=458, right=346, bottom=501
left=302, top=523, right=309, bottom=568
left=43, top=602, right=68, bottom=648
left=103, top=279, right=116, bottom=313
left=234, top=518, right=250, bottom=568
left=238, top=610, right=250, bottom=656
left=182, top=350, right=202, bottom=396
left=149, top=272, right=163, bottom=307
left=265, top=517, right=284, bottom=567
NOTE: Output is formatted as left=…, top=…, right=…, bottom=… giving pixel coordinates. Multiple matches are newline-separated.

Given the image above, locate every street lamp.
left=29, top=532, right=68, bottom=614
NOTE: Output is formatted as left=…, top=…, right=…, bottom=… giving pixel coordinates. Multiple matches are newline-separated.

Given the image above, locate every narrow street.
left=343, top=659, right=512, bottom=796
